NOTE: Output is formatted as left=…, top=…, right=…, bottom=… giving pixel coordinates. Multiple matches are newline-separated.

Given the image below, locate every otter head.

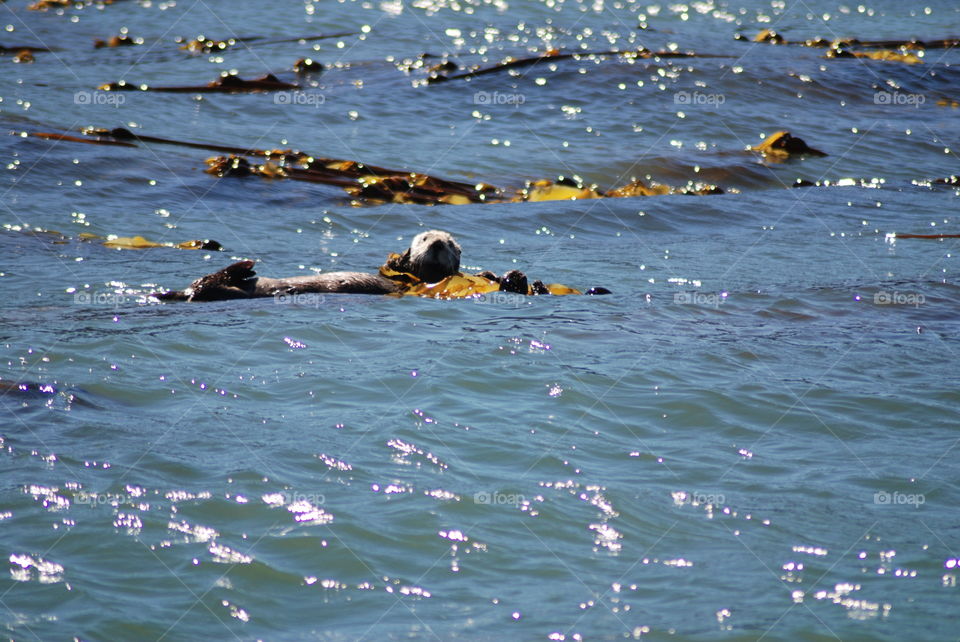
left=399, top=230, right=461, bottom=283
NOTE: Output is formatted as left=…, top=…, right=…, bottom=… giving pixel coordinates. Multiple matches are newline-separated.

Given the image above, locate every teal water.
left=2, top=0, right=960, bottom=639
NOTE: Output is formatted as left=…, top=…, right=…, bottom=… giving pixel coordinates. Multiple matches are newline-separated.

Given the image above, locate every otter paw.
left=499, top=270, right=529, bottom=294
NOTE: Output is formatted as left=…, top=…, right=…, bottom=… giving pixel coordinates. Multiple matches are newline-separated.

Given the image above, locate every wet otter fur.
left=155, top=230, right=609, bottom=301
left=157, top=230, right=461, bottom=301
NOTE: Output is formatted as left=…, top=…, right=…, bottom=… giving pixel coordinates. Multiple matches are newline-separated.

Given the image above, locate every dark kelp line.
left=891, top=233, right=960, bottom=240
left=3, top=223, right=222, bottom=251
left=23, top=126, right=728, bottom=205
left=22, top=125, right=955, bottom=208
left=740, top=28, right=960, bottom=49
left=99, top=73, right=300, bottom=93
left=94, top=47, right=713, bottom=92
left=176, top=31, right=360, bottom=54
left=0, top=44, right=53, bottom=54
left=28, top=0, right=132, bottom=10
left=14, top=125, right=848, bottom=205
left=421, top=48, right=724, bottom=84
left=734, top=29, right=960, bottom=64
left=6, top=27, right=354, bottom=60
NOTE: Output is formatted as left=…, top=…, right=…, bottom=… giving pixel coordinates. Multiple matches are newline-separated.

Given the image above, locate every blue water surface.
left=2, top=0, right=959, bottom=639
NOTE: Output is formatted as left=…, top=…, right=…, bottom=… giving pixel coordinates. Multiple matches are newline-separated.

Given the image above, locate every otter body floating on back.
left=155, top=230, right=609, bottom=302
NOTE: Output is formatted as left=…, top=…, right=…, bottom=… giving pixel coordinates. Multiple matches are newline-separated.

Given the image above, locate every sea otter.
left=155, top=230, right=608, bottom=301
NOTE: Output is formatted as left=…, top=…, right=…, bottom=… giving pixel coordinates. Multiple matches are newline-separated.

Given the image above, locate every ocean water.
left=2, top=0, right=959, bottom=639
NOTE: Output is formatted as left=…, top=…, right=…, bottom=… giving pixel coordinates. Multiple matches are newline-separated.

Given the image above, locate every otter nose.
left=429, top=239, right=445, bottom=250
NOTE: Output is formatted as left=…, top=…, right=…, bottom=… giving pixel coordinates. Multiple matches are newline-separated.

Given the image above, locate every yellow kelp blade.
left=523, top=181, right=600, bottom=202
left=89, top=234, right=218, bottom=250
left=101, top=235, right=163, bottom=249
left=379, top=253, right=583, bottom=298
left=404, top=274, right=501, bottom=299
left=545, top=283, right=582, bottom=295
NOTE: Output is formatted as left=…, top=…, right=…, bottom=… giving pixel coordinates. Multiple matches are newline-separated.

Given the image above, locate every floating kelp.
left=83, top=126, right=294, bottom=156
left=517, top=177, right=723, bottom=202
left=379, top=255, right=586, bottom=298
left=203, top=154, right=497, bottom=205
left=94, top=35, right=141, bottom=49
left=737, top=29, right=958, bottom=49
left=27, top=0, right=73, bottom=9
left=29, top=0, right=130, bottom=9
left=521, top=179, right=601, bottom=202
left=30, top=131, right=139, bottom=148
left=425, top=47, right=713, bottom=84
left=2, top=223, right=220, bottom=251
left=825, top=48, right=922, bottom=64
left=380, top=256, right=502, bottom=298
left=0, top=44, right=52, bottom=55
left=98, top=73, right=300, bottom=94
left=24, top=126, right=733, bottom=206
left=176, top=31, right=359, bottom=55
left=750, top=131, right=826, bottom=161
left=912, top=176, right=960, bottom=187
left=12, top=50, right=35, bottom=63
left=604, top=179, right=724, bottom=198
left=887, top=232, right=960, bottom=240
left=747, top=29, right=787, bottom=44
left=293, top=58, right=323, bottom=74
left=89, top=234, right=223, bottom=250
left=178, top=36, right=239, bottom=55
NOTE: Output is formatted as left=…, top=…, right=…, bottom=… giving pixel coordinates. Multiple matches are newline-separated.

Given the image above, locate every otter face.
left=407, top=230, right=461, bottom=283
